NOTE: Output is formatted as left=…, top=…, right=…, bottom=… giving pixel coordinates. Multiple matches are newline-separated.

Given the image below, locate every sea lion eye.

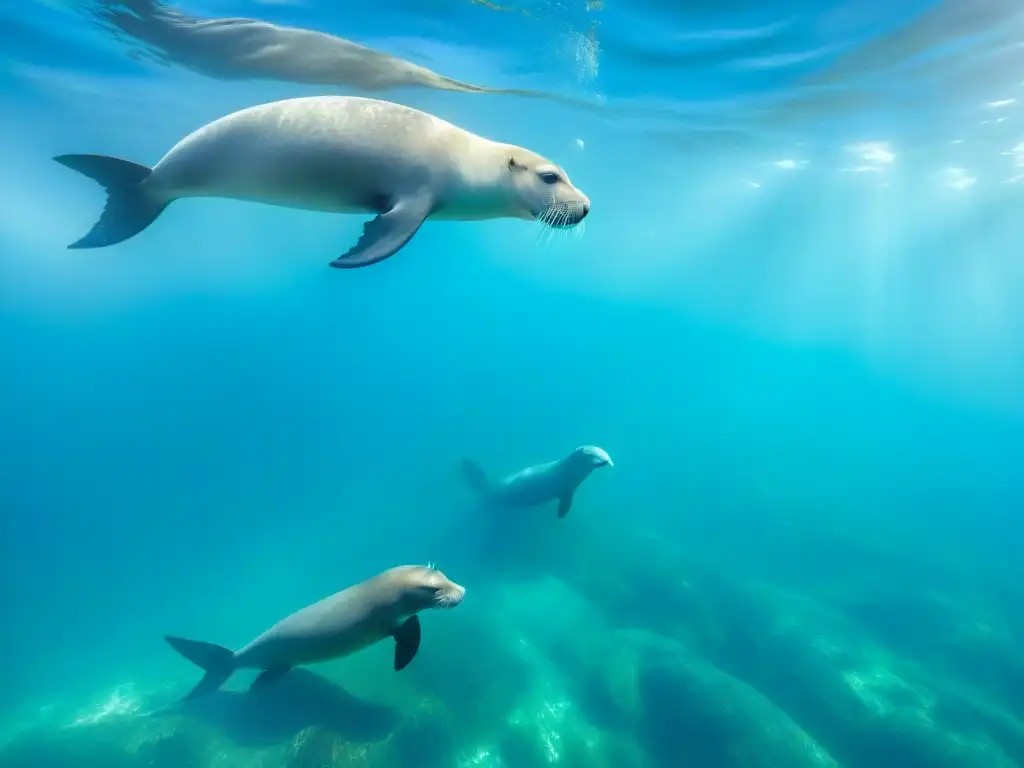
left=539, top=171, right=561, bottom=184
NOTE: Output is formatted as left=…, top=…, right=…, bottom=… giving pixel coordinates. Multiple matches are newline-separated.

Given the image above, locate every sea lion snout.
left=425, top=569, right=465, bottom=610
left=400, top=564, right=466, bottom=610
left=435, top=580, right=466, bottom=609
left=575, top=445, right=613, bottom=468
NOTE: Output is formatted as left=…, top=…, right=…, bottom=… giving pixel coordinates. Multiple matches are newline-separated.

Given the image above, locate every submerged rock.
left=284, top=725, right=382, bottom=768
left=0, top=710, right=220, bottom=768
left=7, top=511, right=1024, bottom=768
left=492, top=679, right=646, bottom=768
left=532, top=512, right=1024, bottom=768
left=402, top=596, right=536, bottom=745
left=385, top=699, right=460, bottom=768
left=627, top=631, right=837, bottom=768
left=435, top=575, right=647, bottom=768
left=0, top=669, right=460, bottom=768
left=0, top=725, right=142, bottom=768
left=696, top=583, right=1023, bottom=768
left=836, top=585, right=1024, bottom=722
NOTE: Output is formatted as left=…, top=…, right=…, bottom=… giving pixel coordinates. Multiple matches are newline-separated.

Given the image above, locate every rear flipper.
left=164, top=635, right=236, bottom=700
left=54, top=154, right=169, bottom=249
left=459, top=459, right=492, bottom=497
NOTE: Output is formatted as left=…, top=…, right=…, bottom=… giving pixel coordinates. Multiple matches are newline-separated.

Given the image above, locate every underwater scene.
left=2, top=0, right=1024, bottom=767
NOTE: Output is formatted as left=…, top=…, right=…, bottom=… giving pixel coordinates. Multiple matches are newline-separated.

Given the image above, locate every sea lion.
left=54, top=95, right=591, bottom=268
left=89, top=0, right=583, bottom=105
left=164, top=564, right=465, bottom=700
left=460, top=445, right=613, bottom=519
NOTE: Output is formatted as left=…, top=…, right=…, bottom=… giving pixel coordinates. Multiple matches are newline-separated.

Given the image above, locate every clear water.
left=2, top=2, right=1024, bottom=767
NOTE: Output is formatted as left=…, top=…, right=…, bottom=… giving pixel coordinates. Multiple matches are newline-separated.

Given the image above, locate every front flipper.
left=557, top=491, right=575, bottom=519
left=249, top=666, right=292, bottom=691
left=329, top=192, right=434, bottom=269
left=393, top=614, right=421, bottom=671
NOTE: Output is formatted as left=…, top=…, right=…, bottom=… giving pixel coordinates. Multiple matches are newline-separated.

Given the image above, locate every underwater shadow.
left=171, top=668, right=399, bottom=747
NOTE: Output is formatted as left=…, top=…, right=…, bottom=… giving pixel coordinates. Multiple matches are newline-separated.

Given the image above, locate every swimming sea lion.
left=164, top=564, right=465, bottom=700
left=54, top=95, right=591, bottom=268
left=460, top=445, right=613, bottom=519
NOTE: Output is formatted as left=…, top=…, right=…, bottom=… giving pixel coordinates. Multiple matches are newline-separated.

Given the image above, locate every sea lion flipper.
left=164, top=635, right=236, bottom=700
left=393, top=615, right=421, bottom=671
left=329, top=192, right=433, bottom=269
left=53, top=154, right=170, bottom=249
left=557, top=491, right=574, bottom=518
left=250, top=666, right=292, bottom=691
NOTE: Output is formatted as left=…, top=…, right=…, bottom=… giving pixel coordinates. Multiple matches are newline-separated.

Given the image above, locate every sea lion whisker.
left=534, top=221, right=550, bottom=247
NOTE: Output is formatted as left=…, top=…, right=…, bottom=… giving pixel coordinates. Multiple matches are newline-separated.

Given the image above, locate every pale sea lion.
left=461, top=445, right=613, bottom=519
left=164, top=564, right=465, bottom=700
left=54, top=95, right=590, bottom=268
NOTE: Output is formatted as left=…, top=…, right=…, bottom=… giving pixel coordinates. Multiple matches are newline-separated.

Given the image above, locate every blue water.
left=2, top=1, right=1024, bottom=767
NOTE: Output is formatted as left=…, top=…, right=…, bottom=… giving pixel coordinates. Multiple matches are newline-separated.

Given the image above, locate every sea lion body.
left=461, top=445, right=613, bottom=519
left=147, top=97, right=499, bottom=218
left=165, top=564, right=465, bottom=699
left=54, top=96, right=590, bottom=268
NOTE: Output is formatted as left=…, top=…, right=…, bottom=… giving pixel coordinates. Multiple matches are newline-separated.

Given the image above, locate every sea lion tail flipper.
left=53, top=154, right=169, bottom=249
left=459, top=459, right=493, bottom=496
left=393, top=615, right=421, bottom=671
left=328, top=191, right=433, bottom=269
left=164, top=635, right=236, bottom=699
left=557, top=490, right=574, bottom=519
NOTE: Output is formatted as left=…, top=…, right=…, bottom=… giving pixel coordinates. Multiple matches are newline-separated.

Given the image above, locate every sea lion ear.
left=508, top=156, right=527, bottom=172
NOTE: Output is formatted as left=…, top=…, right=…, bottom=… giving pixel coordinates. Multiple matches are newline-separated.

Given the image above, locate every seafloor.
left=1, top=510, right=1021, bottom=768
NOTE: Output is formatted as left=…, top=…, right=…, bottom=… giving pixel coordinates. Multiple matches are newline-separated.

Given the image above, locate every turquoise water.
left=2, top=1, right=1024, bottom=767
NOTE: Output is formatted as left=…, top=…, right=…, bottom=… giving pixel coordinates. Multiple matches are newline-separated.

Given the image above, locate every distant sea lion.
left=164, top=564, right=465, bottom=700
left=54, top=95, right=590, bottom=267
left=461, top=445, right=613, bottom=518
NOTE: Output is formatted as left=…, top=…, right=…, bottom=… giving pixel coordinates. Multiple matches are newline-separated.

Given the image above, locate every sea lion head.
left=392, top=564, right=466, bottom=612
left=502, top=146, right=590, bottom=228
left=570, top=445, right=614, bottom=470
